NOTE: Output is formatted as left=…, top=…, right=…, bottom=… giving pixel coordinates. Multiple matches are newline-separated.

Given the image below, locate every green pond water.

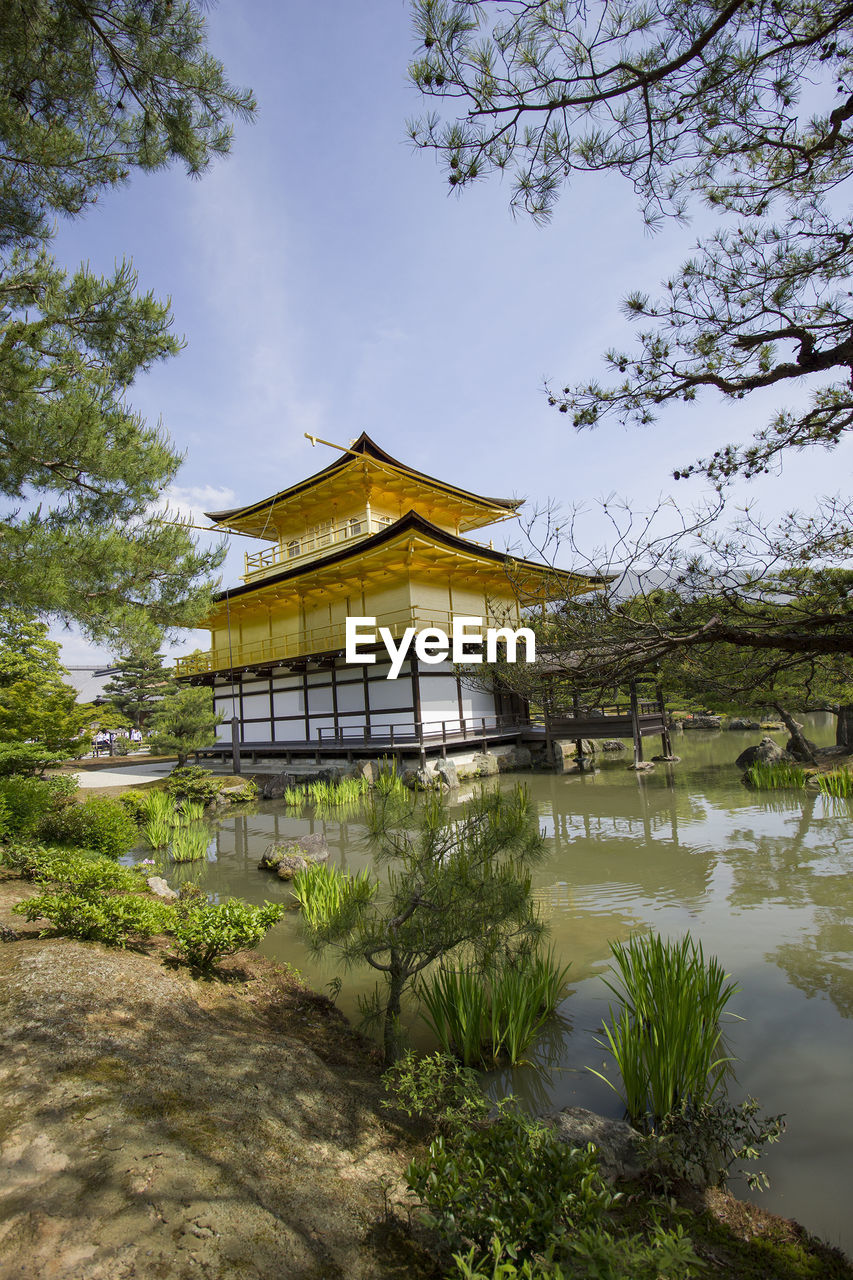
left=132, top=714, right=853, bottom=1254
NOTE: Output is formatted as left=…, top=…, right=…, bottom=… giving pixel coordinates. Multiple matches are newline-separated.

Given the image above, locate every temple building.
left=176, top=435, right=600, bottom=757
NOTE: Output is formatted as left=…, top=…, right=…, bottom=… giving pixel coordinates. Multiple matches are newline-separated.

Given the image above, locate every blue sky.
left=50, top=0, right=852, bottom=667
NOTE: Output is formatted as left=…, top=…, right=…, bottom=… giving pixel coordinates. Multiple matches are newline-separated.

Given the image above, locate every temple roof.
left=205, top=433, right=523, bottom=538
left=208, top=509, right=606, bottom=612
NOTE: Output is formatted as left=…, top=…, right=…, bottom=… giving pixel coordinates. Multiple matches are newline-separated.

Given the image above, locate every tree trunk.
left=773, top=704, right=818, bottom=764
left=836, top=705, right=853, bottom=749
left=382, top=959, right=406, bottom=1067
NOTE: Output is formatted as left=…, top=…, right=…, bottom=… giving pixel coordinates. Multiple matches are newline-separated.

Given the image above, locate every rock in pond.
left=735, top=736, right=793, bottom=769
left=543, top=1107, right=644, bottom=1183
left=259, top=833, right=329, bottom=880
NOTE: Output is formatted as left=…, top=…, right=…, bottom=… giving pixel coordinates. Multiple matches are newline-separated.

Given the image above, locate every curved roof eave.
left=205, top=432, right=523, bottom=526
left=212, top=509, right=609, bottom=604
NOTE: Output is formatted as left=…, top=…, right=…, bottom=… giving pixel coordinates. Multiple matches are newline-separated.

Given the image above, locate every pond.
left=130, top=714, right=853, bottom=1254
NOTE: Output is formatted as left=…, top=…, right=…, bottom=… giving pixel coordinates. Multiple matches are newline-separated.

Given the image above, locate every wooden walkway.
left=197, top=696, right=671, bottom=768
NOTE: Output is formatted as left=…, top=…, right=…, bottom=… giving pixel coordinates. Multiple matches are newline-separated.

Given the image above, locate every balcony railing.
left=175, top=607, right=513, bottom=677
left=242, top=510, right=395, bottom=581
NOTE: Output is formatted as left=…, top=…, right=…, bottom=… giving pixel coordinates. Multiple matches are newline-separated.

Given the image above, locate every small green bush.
left=118, top=790, right=150, bottom=824
left=13, top=891, right=172, bottom=946
left=1, top=844, right=146, bottom=891
left=406, top=1100, right=613, bottom=1263
left=171, top=899, right=286, bottom=969
left=40, top=795, right=138, bottom=858
left=166, top=765, right=222, bottom=806
left=0, top=774, right=77, bottom=837
left=453, top=1224, right=699, bottom=1280
left=0, top=743, right=69, bottom=777
left=640, top=1095, right=786, bottom=1192
left=383, top=1050, right=488, bottom=1133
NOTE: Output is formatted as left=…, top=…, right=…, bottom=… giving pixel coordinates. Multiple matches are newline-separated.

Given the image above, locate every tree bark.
left=383, top=957, right=406, bottom=1067
left=774, top=704, right=818, bottom=764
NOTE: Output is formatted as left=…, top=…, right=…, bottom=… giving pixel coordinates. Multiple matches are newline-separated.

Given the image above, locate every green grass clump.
left=291, top=860, right=377, bottom=928
left=419, top=945, right=571, bottom=1067
left=170, top=824, right=211, bottom=863
left=282, top=784, right=306, bottom=807
left=817, top=768, right=853, bottom=797
left=140, top=790, right=178, bottom=847
left=591, top=932, right=740, bottom=1130
left=744, top=761, right=807, bottom=790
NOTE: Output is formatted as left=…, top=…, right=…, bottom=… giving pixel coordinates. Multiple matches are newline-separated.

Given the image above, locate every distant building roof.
left=63, top=665, right=119, bottom=704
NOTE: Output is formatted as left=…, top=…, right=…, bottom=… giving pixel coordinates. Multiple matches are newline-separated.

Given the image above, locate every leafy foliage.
left=0, top=843, right=146, bottom=892
left=40, top=795, right=139, bottom=859
left=0, top=743, right=69, bottom=777
left=170, top=899, right=286, bottom=970
left=406, top=1100, right=613, bottom=1263
left=291, top=861, right=377, bottom=929
left=591, top=932, right=740, bottom=1129
left=165, top=764, right=223, bottom=805
left=383, top=1050, right=489, bottom=1133
left=102, top=650, right=175, bottom=730
left=13, top=890, right=170, bottom=946
left=640, top=1096, right=786, bottom=1193
left=0, top=773, right=77, bottom=837
left=0, top=1, right=252, bottom=641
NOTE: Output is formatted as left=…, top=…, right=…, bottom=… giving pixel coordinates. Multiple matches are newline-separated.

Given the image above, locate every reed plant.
left=816, top=768, right=853, bottom=798
left=591, top=932, right=740, bottom=1131
left=373, top=761, right=406, bottom=800
left=175, top=800, right=206, bottom=825
left=141, top=790, right=179, bottom=848
left=291, top=861, right=376, bottom=928
left=419, top=945, right=571, bottom=1067
left=170, top=823, right=212, bottom=863
left=282, top=785, right=307, bottom=808
left=744, top=761, right=807, bottom=791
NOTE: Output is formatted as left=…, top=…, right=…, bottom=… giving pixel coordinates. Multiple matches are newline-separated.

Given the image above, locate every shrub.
left=406, top=1100, right=613, bottom=1264
left=383, top=1050, right=488, bottom=1133
left=0, top=774, right=77, bottom=837
left=118, top=790, right=149, bottom=824
left=1, top=844, right=146, bottom=892
left=640, top=1096, right=786, bottom=1192
left=41, top=795, right=138, bottom=858
left=12, top=891, right=171, bottom=946
left=165, top=765, right=222, bottom=806
left=453, top=1225, right=699, bottom=1280
left=171, top=899, right=286, bottom=969
left=0, top=743, right=69, bottom=777
left=591, top=932, right=740, bottom=1129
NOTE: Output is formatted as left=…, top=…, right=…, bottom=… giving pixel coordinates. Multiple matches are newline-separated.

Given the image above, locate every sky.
left=49, top=0, right=853, bottom=669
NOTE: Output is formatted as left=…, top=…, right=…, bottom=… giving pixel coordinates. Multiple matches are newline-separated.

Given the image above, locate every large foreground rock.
left=543, top=1107, right=644, bottom=1183
left=259, top=833, right=329, bottom=880
left=735, top=736, right=794, bottom=769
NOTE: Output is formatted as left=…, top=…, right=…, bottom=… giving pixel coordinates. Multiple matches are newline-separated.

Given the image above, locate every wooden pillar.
left=629, top=681, right=643, bottom=765
left=230, top=715, right=241, bottom=776
left=544, top=701, right=554, bottom=768
left=330, top=660, right=340, bottom=741
left=302, top=666, right=310, bottom=741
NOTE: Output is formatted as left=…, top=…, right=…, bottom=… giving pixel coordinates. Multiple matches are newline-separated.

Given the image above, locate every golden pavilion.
left=176, top=434, right=599, bottom=756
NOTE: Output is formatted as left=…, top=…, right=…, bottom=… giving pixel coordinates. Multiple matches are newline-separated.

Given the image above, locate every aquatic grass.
left=307, top=777, right=370, bottom=807
left=744, top=761, right=807, bottom=791
left=291, top=861, right=377, bottom=928
left=141, top=791, right=179, bottom=848
left=590, top=932, right=741, bottom=1131
left=282, top=785, right=307, bottom=808
left=170, top=823, right=211, bottom=863
left=816, top=768, right=853, bottom=798
left=419, top=945, right=571, bottom=1067
left=373, top=760, right=406, bottom=800
left=175, top=800, right=206, bottom=825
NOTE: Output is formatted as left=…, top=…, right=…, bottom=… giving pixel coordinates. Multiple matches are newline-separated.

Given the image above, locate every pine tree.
left=148, top=685, right=221, bottom=765
left=103, top=651, right=176, bottom=731
left=0, top=2, right=255, bottom=645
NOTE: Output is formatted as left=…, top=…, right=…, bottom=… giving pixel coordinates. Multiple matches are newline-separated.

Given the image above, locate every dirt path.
left=0, top=880, right=424, bottom=1280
